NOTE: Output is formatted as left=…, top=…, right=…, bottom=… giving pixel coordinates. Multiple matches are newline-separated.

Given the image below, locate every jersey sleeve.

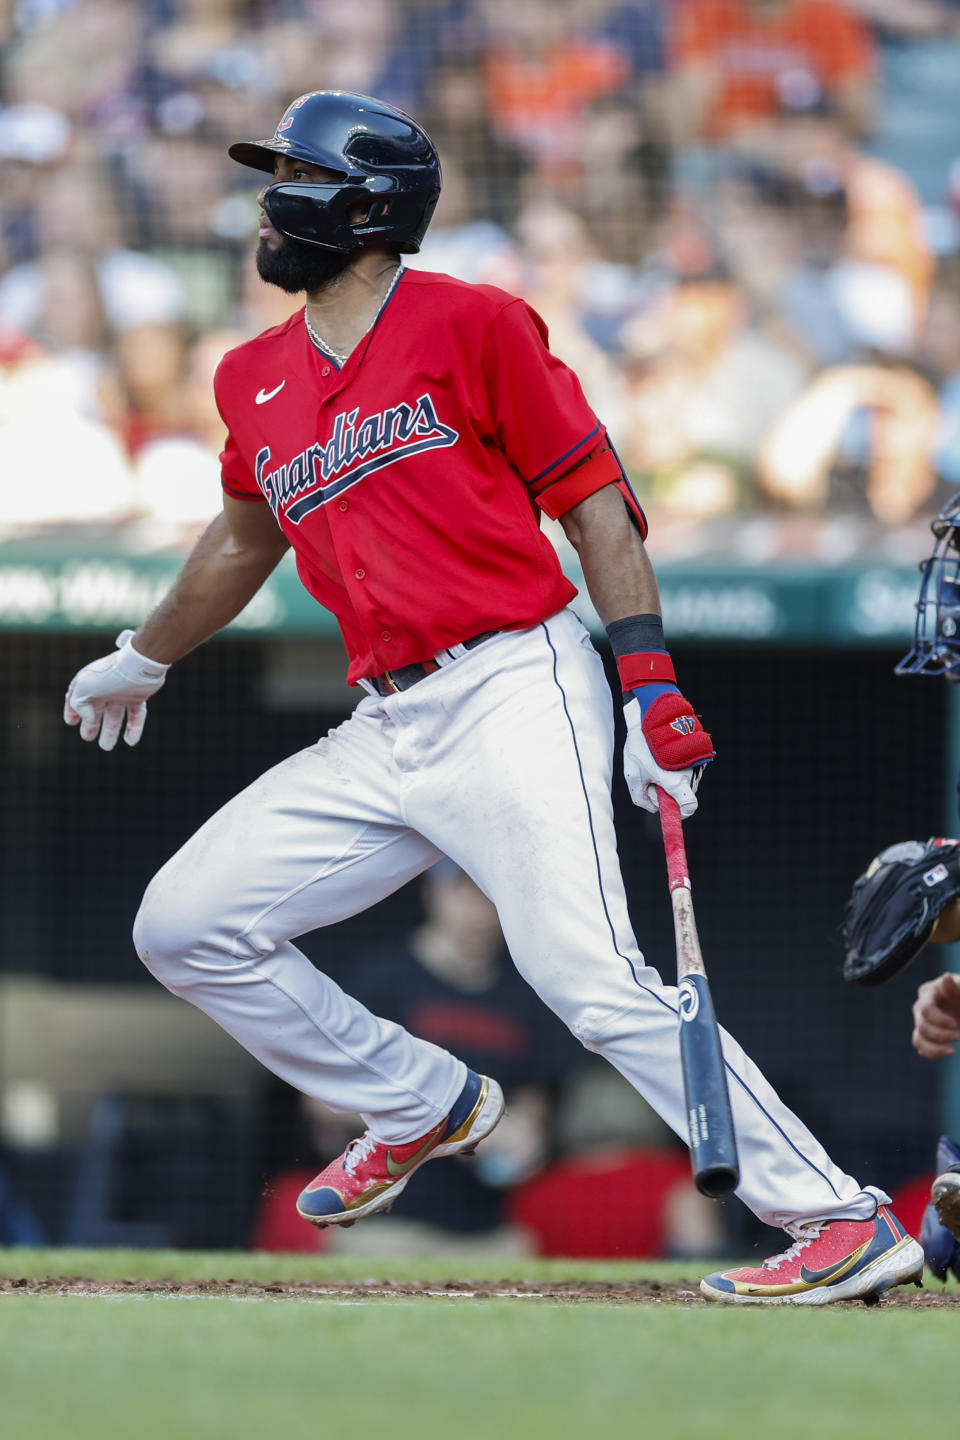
left=481, top=299, right=646, bottom=534
left=214, top=356, right=266, bottom=502
left=482, top=300, right=600, bottom=493
left=219, top=428, right=264, bottom=501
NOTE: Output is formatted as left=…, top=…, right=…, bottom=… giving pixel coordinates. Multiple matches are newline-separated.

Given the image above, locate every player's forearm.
left=563, top=484, right=712, bottom=819
left=560, top=485, right=661, bottom=626
left=133, top=513, right=288, bottom=663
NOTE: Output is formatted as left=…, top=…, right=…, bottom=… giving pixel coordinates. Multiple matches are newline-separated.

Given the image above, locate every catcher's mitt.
left=841, top=838, right=960, bottom=986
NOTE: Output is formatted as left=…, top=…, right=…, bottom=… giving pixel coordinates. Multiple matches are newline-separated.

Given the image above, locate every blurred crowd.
left=4, top=0, right=960, bottom=559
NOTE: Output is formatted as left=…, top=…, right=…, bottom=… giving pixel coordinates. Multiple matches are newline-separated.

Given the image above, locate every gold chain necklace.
left=304, top=263, right=402, bottom=365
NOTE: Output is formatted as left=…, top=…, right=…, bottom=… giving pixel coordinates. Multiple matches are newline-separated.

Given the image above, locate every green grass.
left=0, top=1250, right=956, bottom=1440
left=0, top=1246, right=684, bottom=1284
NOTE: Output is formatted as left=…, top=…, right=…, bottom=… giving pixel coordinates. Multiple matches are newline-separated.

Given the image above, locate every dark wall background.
left=1, top=632, right=950, bottom=1220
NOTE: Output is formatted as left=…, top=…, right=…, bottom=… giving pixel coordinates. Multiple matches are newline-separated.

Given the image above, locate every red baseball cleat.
left=296, top=1070, right=504, bottom=1227
left=701, top=1204, right=923, bottom=1305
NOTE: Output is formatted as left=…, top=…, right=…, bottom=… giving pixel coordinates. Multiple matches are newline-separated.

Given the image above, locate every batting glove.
left=64, top=629, right=170, bottom=751
left=623, top=693, right=712, bottom=819
left=617, top=644, right=714, bottom=819
left=606, top=614, right=714, bottom=818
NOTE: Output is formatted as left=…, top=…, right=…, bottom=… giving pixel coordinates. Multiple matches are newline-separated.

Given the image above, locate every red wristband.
left=617, top=651, right=677, bottom=693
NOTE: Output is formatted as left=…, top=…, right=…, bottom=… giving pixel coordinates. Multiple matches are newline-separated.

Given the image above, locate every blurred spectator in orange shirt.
left=671, top=0, right=876, bottom=142
left=480, top=0, right=631, bottom=179
left=421, top=55, right=531, bottom=229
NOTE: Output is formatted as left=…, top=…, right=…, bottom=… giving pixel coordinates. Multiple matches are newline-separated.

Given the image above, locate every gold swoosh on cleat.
left=385, top=1125, right=444, bottom=1177
left=343, top=1182, right=391, bottom=1209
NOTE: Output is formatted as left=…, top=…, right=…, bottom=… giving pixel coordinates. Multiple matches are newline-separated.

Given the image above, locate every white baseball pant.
left=133, top=606, right=885, bottom=1230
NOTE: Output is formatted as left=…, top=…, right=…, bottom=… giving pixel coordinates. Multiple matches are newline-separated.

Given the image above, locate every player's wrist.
left=608, top=614, right=714, bottom=771
left=605, top=613, right=680, bottom=713
left=114, top=629, right=171, bottom=683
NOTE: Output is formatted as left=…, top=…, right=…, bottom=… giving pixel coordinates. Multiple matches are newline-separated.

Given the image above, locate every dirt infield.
left=1, top=1275, right=958, bottom=1305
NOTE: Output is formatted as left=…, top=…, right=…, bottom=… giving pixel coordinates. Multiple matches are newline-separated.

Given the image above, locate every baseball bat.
left=656, top=787, right=740, bottom=1199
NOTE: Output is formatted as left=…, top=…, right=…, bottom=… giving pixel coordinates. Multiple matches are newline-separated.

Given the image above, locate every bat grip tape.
left=656, top=788, right=690, bottom=892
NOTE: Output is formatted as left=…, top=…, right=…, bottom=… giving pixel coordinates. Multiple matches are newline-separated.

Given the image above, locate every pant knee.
left=564, top=992, right=668, bottom=1052
left=568, top=1006, right=616, bottom=1051
left=133, top=861, right=267, bottom=992
left=132, top=874, right=176, bottom=981
left=132, top=866, right=217, bottom=987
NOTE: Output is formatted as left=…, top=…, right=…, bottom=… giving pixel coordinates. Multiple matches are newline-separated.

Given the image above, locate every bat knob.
left=695, top=1163, right=740, bottom=1200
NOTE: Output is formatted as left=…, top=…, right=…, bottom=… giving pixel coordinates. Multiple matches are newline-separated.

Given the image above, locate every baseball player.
left=842, top=491, right=960, bottom=1280
left=65, top=91, right=922, bottom=1304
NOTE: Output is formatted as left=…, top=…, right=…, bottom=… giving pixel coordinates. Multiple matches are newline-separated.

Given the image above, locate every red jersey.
left=215, top=269, right=643, bottom=684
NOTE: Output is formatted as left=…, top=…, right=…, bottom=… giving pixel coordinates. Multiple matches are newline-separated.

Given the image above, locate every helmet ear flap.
left=263, top=180, right=369, bottom=253
left=357, top=195, right=391, bottom=228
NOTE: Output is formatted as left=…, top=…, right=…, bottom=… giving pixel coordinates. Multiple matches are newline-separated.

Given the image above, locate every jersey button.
left=355, top=568, right=365, bottom=580
left=321, top=366, right=331, bottom=377
left=381, top=630, right=392, bottom=643
left=338, top=500, right=349, bottom=512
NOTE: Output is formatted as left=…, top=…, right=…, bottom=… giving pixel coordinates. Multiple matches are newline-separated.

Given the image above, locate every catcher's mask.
left=229, top=90, right=441, bottom=256
left=896, top=492, right=960, bottom=679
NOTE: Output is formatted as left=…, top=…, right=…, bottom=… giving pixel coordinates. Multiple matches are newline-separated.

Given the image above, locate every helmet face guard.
left=896, top=494, right=960, bottom=679
left=229, top=90, right=441, bottom=255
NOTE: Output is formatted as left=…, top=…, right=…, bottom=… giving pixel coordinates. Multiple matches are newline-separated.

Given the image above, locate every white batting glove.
left=64, top=630, right=170, bottom=751
left=622, top=697, right=704, bottom=820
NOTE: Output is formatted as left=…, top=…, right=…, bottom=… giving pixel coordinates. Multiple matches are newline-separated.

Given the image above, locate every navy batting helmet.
left=229, top=90, right=441, bottom=255
left=896, top=493, right=960, bottom=679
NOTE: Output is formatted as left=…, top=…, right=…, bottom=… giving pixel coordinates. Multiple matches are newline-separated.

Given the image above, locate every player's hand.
left=64, top=630, right=170, bottom=751
left=622, top=694, right=713, bottom=820
left=912, top=972, right=960, bottom=1058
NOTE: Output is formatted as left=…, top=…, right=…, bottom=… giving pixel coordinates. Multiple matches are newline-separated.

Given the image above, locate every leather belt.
left=369, top=630, right=501, bottom=695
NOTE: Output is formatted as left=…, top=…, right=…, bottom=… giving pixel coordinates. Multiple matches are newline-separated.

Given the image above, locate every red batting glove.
left=618, top=650, right=714, bottom=817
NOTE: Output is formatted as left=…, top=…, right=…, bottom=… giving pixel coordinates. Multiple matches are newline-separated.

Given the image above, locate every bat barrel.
left=679, top=973, right=740, bottom=1197
left=656, top=789, right=740, bottom=1200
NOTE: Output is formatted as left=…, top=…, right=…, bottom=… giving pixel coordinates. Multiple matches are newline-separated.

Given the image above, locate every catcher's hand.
left=912, top=972, right=960, bottom=1058
left=64, top=630, right=170, bottom=751
left=841, top=838, right=960, bottom=986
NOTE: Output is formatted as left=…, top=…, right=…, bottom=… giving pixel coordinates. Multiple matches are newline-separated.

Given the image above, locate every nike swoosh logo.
left=255, top=381, right=286, bottom=404
left=384, top=1125, right=444, bottom=1178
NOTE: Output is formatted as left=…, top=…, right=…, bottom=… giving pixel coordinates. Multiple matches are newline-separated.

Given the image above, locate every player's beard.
left=256, top=235, right=352, bottom=294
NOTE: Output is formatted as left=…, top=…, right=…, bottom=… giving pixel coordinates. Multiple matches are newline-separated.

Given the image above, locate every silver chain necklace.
left=304, top=263, right=402, bottom=366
